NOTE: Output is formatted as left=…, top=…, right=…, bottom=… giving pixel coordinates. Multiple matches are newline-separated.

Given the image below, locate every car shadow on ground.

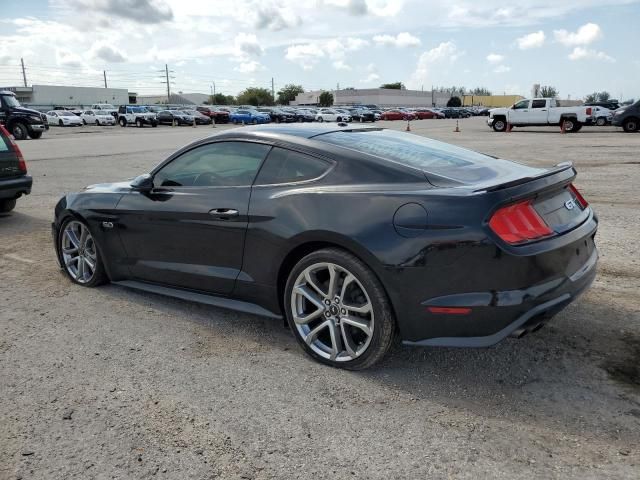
left=105, top=281, right=639, bottom=443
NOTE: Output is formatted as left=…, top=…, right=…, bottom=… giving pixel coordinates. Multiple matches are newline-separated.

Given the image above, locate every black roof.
left=212, top=123, right=382, bottom=140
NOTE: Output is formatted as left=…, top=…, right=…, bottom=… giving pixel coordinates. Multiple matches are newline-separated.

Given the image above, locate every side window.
left=255, top=148, right=331, bottom=185
left=531, top=100, right=546, bottom=109
left=513, top=100, right=529, bottom=110
left=154, top=142, right=271, bottom=188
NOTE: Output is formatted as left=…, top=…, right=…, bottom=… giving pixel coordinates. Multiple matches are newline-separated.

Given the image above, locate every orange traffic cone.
left=192, top=117, right=197, bottom=128
left=560, top=120, right=567, bottom=134
left=405, top=120, right=411, bottom=131
left=506, top=122, right=513, bottom=133
left=454, top=120, right=460, bottom=132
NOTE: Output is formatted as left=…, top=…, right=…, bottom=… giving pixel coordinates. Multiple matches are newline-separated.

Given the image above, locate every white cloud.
left=568, top=47, right=615, bottom=62
left=554, top=23, right=602, bottom=46
left=254, top=3, right=301, bottom=30
left=409, top=41, right=463, bottom=87
left=333, top=60, right=351, bottom=70
left=493, top=65, right=511, bottom=73
left=516, top=30, right=545, bottom=49
left=321, top=0, right=404, bottom=17
left=91, top=43, right=127, bottom=62
left=234, top=60, right=264, bottom=73
left=285, top=43, right=325, bottom=70
left=362, top=72, right=380, bottom=83
left=486, top=53, right=504, bottom=64
left=285, top=37, right=368, bottom=69
left=56, top=48, right=84, bottom=67
left=233, top=32, right=263, bottom=59
left=373, top=32, right=420, bottom=47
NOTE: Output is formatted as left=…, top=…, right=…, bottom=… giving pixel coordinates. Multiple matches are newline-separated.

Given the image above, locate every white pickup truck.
left=488, top=98, right=595, bottom=133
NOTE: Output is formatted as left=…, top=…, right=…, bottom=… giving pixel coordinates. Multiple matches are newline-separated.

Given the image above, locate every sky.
left=0, top=0, right=638, bottom=101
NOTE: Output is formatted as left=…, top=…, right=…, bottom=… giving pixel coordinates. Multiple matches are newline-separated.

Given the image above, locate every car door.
left=508, top=99, right=531, bottom=125
left=529, top=99, right=549, bottom=124
left=115, top=141, right=272, bottom=294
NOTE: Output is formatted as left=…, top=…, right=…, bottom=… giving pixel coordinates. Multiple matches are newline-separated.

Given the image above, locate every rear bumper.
left=404, top=247, right=597, bottom=347
left=0, top=175, right=32, bottom=199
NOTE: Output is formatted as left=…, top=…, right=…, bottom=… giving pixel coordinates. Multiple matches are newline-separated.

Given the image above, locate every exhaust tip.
left=510, top=328, right=528, bottom=339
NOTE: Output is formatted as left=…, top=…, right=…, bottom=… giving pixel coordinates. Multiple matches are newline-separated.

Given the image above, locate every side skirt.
left=112, top=280, right=282, bottom=319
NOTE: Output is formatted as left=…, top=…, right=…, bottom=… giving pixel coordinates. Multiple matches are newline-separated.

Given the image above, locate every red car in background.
left=196, top=106, right=230, bottom=124
left=413, top=109, right=443, bottom=119
left=380, top=110, right=415, bottom=121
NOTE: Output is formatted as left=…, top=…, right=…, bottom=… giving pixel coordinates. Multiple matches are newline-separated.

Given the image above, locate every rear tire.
left=0, top=198, right=17, bottom=213
left=596, top=117, right=606, bottom=126
left=284, top=248, right=396, bottom=370
left=135, top=118, right=143, bottom=128
left=623, top=118, right=638, bottom=132
left=95, top=120, right=100, bottom=126
left=318, top=117, right=324, bottom=123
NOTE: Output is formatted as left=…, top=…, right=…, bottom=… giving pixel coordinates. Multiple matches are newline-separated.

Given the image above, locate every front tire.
left=135, top=118, right=143, bottom=128
left=29, top=131, right=43, bottom=139
left=492, top=118, right=507, bottom=132
left=284, top=248, right=395, bottom=370
left=119, top=117, right=127, bottom=127
left=58, top=218, right=107, bottom=287
left=0, top=198, right=17, bottom=213
left=623, top=118, right=638, bottom=132
left=596, top=117, right=606, bottom=126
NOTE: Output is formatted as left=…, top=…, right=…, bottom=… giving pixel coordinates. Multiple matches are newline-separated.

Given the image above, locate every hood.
left=12, top=106, right=45, bottom=117
left=83, top=180, right=134, bottom=193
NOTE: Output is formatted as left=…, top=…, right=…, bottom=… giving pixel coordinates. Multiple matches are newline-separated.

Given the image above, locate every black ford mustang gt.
left=52, top=124, right=598, bottom=369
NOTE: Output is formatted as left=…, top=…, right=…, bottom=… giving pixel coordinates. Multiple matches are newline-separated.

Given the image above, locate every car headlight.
left=614, top=109, right=625, bottom=116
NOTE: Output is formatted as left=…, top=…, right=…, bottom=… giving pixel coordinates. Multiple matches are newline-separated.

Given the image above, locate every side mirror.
left=130, top=173, right=154, bottom=192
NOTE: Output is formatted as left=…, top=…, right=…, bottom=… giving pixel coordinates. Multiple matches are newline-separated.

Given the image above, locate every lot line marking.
left=3, top=253, right=36, bottom=264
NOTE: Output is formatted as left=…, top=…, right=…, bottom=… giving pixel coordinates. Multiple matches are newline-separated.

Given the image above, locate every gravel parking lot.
left=1, top=119, right=638, bottom=479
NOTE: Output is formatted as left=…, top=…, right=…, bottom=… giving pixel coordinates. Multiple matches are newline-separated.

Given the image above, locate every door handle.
left=209, top=208, right=239, bottom=219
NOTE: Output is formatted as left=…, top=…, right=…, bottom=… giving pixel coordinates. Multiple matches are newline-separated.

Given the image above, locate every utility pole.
left=213, top=81, right=216, bottom=98
left=271, top=77, right=275, bottom=103
left=431, top=84, right=434, bottom=107
left=20, top=58, right=27, bottom=87
left=103, top=70, right=108, bottom=88
left=157, top=64, right=175, bottom=104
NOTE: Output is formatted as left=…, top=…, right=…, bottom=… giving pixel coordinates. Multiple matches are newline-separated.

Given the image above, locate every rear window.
left=315, top=129, right=541, bottom=184
left=0, top=132, right=9, bottom=152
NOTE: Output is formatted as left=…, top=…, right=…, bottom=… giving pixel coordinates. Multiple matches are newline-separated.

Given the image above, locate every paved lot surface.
left=1, top=119, right=639, bottom=479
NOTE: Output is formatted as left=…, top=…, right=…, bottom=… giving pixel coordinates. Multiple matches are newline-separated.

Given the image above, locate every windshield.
left=59, top=111, right=76, bottom=116
left=315, top=129, right=542, bottom=185
left=130, top=107, right=148, bottom=113
left=101, top=104, right=115, bottom=109
left=2, top=95, right=21, bottom=108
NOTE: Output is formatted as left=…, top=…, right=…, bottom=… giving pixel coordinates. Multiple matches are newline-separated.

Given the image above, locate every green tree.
left=210, top=93, right=235, bottom=105
left=470, top=87, right=492, bottom=96
left=236, top=87, right=274, bottom=106
left=318, top=91, right=334, bottom=107
left=380, top=82, right=404, bottom=90
left=584, top=92, right=598, bottom=103
left=539, top=85, right=558, bottom=98
left=597, top=91, right=611, bottom=102
left=276, top=84, right=304, bottom=105
left=447, top=96, right=462, bottom=107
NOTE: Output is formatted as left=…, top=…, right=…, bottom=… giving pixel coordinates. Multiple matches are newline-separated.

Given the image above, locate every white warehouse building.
left=290, top=88, right=452, bottom=107
left=0, top=85, right=131, bottom=107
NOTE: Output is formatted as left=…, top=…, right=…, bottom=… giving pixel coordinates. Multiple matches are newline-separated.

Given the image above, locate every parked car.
left=281, top=108, right=315, bottom=123
left=45, top=110, right=83, bottom=127
left=81, top=109, right=116, bottom=126
left=412, top=109, right=440, bottom=120
left=196, top=106, right=230, bottom=124
left=180, top=110, right=212, bottom=125
left=157, top=110, right=194, bottom=126
left=52, top=124, right=598, bottom=370
left=591, top=106, right=613, bottom=126
left=488, top=98, right=595, bottom=132
left=349, top=108, right=376, bottom=122
left=117, top=106, right=158, bottom=127
left=259, top=108, right=295, bottom=123
left=91, top=103, right=118, bottom=119
left=229, top=109, right=271, bottom=125
left=380, top=110, right=414, bottom=121
left=439, top=108, right=463, bottom=119
left=0, top=124, right=31, bottom=213
left=611, top=99, right=640, bottom=132
left=0, top=90, right=48, bottom=140
left=584, top=101, right=620, bottom=111
left=316, top=108, right=352, bottom=123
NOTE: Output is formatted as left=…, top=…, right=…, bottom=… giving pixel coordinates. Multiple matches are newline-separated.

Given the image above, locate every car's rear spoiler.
left=474, top=162, right=575, bottom=193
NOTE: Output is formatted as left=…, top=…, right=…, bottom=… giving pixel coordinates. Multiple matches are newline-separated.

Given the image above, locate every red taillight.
left=489, top=200, right=553, bottom=244
left=586, top=107, right=592, bottom=116
left=427, top=307, right=472, bottom=315
left=0, top=125, right=27, bottom=173
left=569, top=184, right=588, bottom=209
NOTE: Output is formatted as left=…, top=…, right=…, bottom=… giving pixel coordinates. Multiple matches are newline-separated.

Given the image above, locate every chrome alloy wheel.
left=61, top=221, right=97, bottom=284
left=291, top=262, right=374, bottom=362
